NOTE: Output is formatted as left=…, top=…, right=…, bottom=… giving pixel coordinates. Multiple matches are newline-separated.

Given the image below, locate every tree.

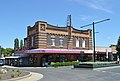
left=14, top=38, right=19, bottom=51
left=2, top=48, right=14, bottom=56
left=116, top=36, right=120, bottom=62
left=1, top=47, right=5, bottom=55
left=20, top=40, right=24, bottom=50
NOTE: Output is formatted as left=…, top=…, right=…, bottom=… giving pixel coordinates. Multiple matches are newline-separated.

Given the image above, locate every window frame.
left=76, top=39, right=79, bottom=47
left=31, top=36, right=34, bottom=47
left=59, top=38, right=64, bottom=46
left=82, top=40, right=86, bottom=48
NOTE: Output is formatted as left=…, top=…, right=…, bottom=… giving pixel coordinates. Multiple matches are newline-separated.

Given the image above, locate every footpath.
left=17, top=72, right=43, bottom=81
left=94, top=65, right=120, bottom=71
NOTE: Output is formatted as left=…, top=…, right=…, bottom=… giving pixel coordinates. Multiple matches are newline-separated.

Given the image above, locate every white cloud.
left=68, top=0, right=113, bottom=14
left=89, top=1, right=113, bottom=14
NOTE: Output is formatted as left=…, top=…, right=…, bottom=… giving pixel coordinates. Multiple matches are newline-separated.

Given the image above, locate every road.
left=20, top=67, right=120, bottom=81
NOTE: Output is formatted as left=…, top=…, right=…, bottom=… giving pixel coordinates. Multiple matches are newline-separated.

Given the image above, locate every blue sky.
left=0, top=0, right=119, bottom=48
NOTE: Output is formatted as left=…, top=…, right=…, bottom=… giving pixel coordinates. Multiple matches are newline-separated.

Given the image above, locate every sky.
left=0, top=0, right=120, bottom=48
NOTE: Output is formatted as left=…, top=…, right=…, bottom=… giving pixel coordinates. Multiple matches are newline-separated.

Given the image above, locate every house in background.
left=110, top=45, right=117, bottom=61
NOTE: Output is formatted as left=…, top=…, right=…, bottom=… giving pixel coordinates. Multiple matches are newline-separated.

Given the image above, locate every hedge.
left=50, top=61, right=79, bottom=67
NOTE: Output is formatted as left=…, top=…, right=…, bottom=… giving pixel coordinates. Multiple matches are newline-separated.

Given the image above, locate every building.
left=110, top=45, right=117, bottom=61
left=95, top=46, right=113, bottom=61
left=12, top=21, right=116, bottom=67
left=14, top=20, right=94, bottom=66
left=24, top=21, right=92, bottom=50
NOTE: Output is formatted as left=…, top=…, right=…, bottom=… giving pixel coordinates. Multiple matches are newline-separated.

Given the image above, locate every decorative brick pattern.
left=24, top=21, right=92, bottom=50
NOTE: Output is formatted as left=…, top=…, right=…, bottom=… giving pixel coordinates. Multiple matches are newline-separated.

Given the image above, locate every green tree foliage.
left=20, top=40, right=24, bottom=50
left=2, top=48, right=14, bottom=56
left=116, top=36, right=120, bottom=58
left=14, top=38, right=19, bottom=51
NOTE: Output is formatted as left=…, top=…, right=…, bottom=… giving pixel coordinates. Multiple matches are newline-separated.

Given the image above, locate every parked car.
left=0, top=60, right=4, bottom=66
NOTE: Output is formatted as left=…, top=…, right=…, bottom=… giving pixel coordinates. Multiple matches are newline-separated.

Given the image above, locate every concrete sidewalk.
left=17, top=72, right=43, bottom=81
left=94, top=65, right=120, bottom=71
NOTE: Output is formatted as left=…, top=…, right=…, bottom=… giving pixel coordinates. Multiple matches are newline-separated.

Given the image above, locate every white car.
left=0, top=60, right=4, bottom=66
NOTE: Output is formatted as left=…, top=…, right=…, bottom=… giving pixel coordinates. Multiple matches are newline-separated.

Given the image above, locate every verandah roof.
left=16, top=49, right=93, bottom=54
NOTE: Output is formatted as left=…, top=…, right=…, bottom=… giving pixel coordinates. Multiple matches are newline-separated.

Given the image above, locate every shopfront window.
left=33, top=55, right=38, bottom=64
left=29, top=56, right=33, bottom=64
left=60, top=55, right=68, bottom=62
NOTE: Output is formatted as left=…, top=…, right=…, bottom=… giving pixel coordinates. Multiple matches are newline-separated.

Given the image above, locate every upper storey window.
left=31, top=36, right=34, bottom=47
left=82, top=40, right=85, bottom=48
left=60, top=38, right=64, bottom=46
left=51, top=38, right=55, bottom=46
left=75, top=39, right=86, bottom=48
left=76, top=40, right=79, bottom=47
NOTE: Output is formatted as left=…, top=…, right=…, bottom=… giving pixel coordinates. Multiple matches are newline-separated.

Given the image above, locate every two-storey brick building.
left=16, top=21, right=93, bottom=66
left=8, top=20, right=115, bottom=67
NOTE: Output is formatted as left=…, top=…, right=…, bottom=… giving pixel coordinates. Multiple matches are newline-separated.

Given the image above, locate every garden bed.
left=0, top=67, right=30, bottom=80
left=74, top=62, right=120, bottom=69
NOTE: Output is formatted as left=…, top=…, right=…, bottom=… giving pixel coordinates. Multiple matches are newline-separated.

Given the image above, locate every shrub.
left=12, top=69, right=15, bottom=72
left=0, top=76, right=1, bottom=80
left=6, top=69, right=9, bottom=71
left=16, top=69, right=22, bottom=76
left=0, top=70, right=3, bottom=74
left=16, top=69, right=20, bottom=73
left=50, top=61, right=79, bottom=67
left=11, top=74, right=14, bottom=78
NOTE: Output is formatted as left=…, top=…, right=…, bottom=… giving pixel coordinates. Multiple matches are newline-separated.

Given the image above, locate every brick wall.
left=25, top=21, right=92, bottom=50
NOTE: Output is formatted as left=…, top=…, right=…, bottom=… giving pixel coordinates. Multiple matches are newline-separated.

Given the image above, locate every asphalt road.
left=21, top=67, right=120, bottom=81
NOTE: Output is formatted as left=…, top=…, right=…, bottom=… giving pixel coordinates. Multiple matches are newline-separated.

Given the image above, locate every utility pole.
left=81, top=19, right=110, bottom=62
left=93, top=22, right=96, bottom=62
left=67, top=15, right=72, bottom=27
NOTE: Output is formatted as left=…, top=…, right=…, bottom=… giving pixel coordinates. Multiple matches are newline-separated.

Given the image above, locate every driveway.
left=21, top=66, right=120, bottom=81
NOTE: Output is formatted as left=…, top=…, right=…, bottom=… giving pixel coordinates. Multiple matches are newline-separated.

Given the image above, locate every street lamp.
left=81, top=19, right=110, bottom=62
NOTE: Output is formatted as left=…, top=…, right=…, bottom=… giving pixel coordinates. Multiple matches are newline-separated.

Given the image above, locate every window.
left=79, top=40, right=82, bottom=47
left=60, top=38, right=64, bottom=46
left=82, top=40, right=85, bottom=48
left=85, top=39, right=89, bottom=48
left=31, top=37, right=34, bottom=46
left=51, top=38, right=55, bottom=46
left=24, top=39, right=27, bottom=48
left=29, top=56, right=33, bottom=64
left=76, top=39, right=79, bottom=47
left=47, top=34, right=51, bottom=45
